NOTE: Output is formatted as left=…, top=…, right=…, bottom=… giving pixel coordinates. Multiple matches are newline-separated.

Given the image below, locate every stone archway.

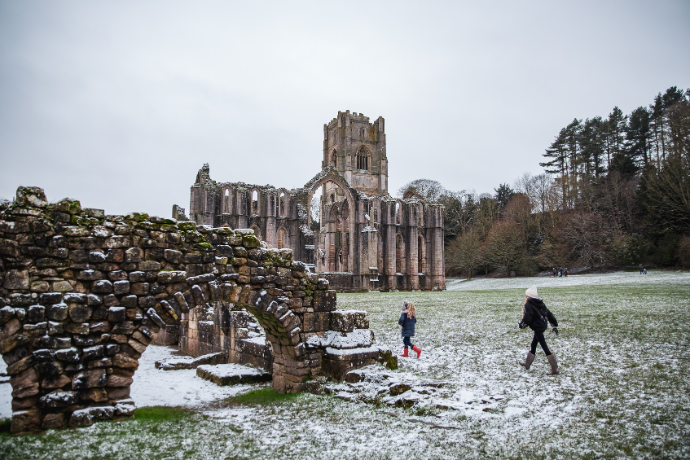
left=0, top=186, right=394, bottom=434
left=303, top=167, right=357, bottom=274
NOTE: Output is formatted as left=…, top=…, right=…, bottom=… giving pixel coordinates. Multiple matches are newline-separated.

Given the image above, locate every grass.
left=227, top=387, right=301, bottom=405
left=0, top=272, right=688, bottom=459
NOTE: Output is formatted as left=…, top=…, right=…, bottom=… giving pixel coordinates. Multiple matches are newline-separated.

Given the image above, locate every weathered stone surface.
left=106, top=374, right=133, bottom=387
left=41, top=374, right=71, bottom=390
left=68, top=304, right=92, bottom=322
left=112, top=353, right=138, bottom=369
left=11, top=408, right=42, bottom=434
left=39, top=390, right=79, bottom=408
left=80, top=388, right=108, bottom=402
left=4, top=269, right=29, bottom=290
left=42, top=412, right=66, bottom=429
left=72, top=369, right=107, bottom=389
left=46, top=303, right=69, bottom=321
left=11, top=367, right=39, bottom=398
left=196, top=364, right=271, bottom=386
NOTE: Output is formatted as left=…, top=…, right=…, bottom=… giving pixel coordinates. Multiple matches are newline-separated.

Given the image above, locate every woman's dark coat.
left=399, top=313, right=416, bottom=337
left=520, top=298, right=558, bottom=332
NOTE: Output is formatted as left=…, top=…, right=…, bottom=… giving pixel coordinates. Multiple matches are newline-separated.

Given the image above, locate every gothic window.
left=356, top=147, right=369, bottom=171
left=223, top=188, right=232, bottom=214
left=252, top=190, right=259, bottom=214
left=331, top=150, right=337, bottom=168
left=279, top=192, right=286, bottom=217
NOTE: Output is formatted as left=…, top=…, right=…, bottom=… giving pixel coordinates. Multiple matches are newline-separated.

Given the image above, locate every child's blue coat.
left=398, top=313, right=416, bottom=337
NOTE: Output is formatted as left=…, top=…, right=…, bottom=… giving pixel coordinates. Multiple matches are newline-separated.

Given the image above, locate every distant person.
left=643, top=268, right=647, bottom=275
left=399, top=300, right=421, bottom=358
left=518, top=285, right=559, bottom=375
left=565, top=268, right=569, bottom=277
left=553, top=268, right=556, bottom=277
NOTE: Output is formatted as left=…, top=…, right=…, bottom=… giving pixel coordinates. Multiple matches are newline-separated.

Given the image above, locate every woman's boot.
left=412, top=346, right=422, bottom=358
left=519, top=352, right=535, bottom=370
left=546, top=354, right=559, bottom=375
left=400, top=347, right=409, bottom=357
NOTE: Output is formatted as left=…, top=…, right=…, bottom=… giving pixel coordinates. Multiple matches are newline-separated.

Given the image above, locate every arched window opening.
left=331, top=150, right=337, bottom=168
left=223, top=188, right=231, bottom=214
left=330, top=194, right=335, bottom=203
left=277, top=227, right=288, bottom=249
left=252, top=190, right=259, bottom=214
left=357, top=147, right=369, bottom=171
left=279, top=192, right=286, bottom=217
left=396, top=202, right=401, bottom=225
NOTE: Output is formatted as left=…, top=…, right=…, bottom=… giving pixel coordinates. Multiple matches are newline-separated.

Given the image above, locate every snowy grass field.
left=1, top=271, right=689, bottom=459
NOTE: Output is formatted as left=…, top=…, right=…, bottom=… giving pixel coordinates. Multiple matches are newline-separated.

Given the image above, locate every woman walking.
left=399, top=301, right=422, bottom=358
left=518, top=285, right=559, bottom=374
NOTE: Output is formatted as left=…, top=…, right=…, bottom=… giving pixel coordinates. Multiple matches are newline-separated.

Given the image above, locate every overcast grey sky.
left=1, top=1, right=688, bottom=218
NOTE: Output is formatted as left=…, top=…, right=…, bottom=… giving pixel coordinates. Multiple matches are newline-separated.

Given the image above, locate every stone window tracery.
left=356, top=147, right=369, bottom=171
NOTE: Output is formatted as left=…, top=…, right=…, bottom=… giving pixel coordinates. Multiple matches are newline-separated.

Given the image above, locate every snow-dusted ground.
left=446, top=269, right=690, bottom=291
left=1, top=271, right=688, bottom=459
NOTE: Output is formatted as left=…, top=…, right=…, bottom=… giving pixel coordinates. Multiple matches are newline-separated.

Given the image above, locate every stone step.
left=196, top=363, right=272, bottom=386
left=155, top=352, right=223, bottom=370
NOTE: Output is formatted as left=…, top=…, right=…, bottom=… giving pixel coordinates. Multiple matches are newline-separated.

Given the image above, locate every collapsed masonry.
left=0, top=186, right=394, bottom=435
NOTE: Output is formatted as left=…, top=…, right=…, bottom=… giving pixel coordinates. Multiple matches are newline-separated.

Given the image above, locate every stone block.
left=113, top=353, right=139, bottom=369
left=312, top=290, right=336, bottom=312
left=113, top=280, right=130, bottom=295
left=106, top=373, right=133, bottom=387
left=68, top=303, right=92, bottom=322
left=4, top=269, right=29, bottom=290
left=46, top=303, right=68, bottom=321
left=92, top=280, right=113, bottom=293
left=72, top=369, right=107, bottom=389
left=108, top=306, right=126, bottom=323
left=42, top=412, right=66, bottom=430
left=39, top=390, right=79, bottom=408
left=11, top=408, right=42, bottom=434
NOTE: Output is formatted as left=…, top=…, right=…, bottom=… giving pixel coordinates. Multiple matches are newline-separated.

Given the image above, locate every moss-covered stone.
left=242, top=234, right=261, bottom=248
left=178, top=222, right=198, bottom=232
left=128, top=212, right=149, bottom=222
left=55, top=198, right=82, bottom=215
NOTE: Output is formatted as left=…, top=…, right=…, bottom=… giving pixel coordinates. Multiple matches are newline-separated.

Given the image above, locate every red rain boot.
left=400, top=347, right=409, bottom=357
left=412, top=346, right=422, bottom=358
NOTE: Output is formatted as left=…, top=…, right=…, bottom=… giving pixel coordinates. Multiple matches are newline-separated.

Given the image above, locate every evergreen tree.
left=494, top=183, right=515, bottom=211
left=626, top=106, right=651, bottom=169
left=605, top=107, right=628, bottom=172
left=540, top=128, right=569, bottom=209
left=580, top=116, right=606, bottom=180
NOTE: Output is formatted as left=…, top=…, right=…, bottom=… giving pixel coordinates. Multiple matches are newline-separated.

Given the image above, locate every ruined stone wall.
left=0, top=186, right=393, bottom=435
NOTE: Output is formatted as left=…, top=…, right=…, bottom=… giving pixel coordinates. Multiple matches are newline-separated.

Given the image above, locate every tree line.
left=401, top=86, right=690, bottom=278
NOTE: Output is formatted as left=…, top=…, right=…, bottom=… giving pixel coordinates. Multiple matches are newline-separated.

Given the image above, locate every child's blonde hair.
left=406, top=302, right=416, bottom=319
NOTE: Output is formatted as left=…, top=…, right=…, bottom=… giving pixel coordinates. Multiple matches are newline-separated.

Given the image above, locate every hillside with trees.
left=401, top=86, right=690, bottom=278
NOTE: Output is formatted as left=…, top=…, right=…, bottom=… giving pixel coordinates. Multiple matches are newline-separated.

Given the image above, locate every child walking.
left=399, top=300, right=421, bottom=358
left=518, top=285, right=559, bottom=374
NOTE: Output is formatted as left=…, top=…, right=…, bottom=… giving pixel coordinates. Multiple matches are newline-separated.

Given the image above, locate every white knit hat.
left=525, top=285, right=539, bottom=298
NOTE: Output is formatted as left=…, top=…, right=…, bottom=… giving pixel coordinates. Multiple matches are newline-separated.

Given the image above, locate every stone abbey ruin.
left=0, top=111, right=444, bottom=434
left=178, top=110, right=446, bottom=292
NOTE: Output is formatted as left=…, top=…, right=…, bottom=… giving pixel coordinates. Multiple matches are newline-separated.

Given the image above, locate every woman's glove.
left=552, top=327, right=559, bottom=336
left=518, top=320, right=528, bottom=329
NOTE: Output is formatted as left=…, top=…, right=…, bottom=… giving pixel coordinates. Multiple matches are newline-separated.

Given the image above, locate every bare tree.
left=398, top=179, right=445, bottom=202
left=446, top=229, right=483, bottom=279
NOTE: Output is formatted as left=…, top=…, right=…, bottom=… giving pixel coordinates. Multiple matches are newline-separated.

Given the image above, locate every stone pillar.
left=384, top=202, right=397, bottom=290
